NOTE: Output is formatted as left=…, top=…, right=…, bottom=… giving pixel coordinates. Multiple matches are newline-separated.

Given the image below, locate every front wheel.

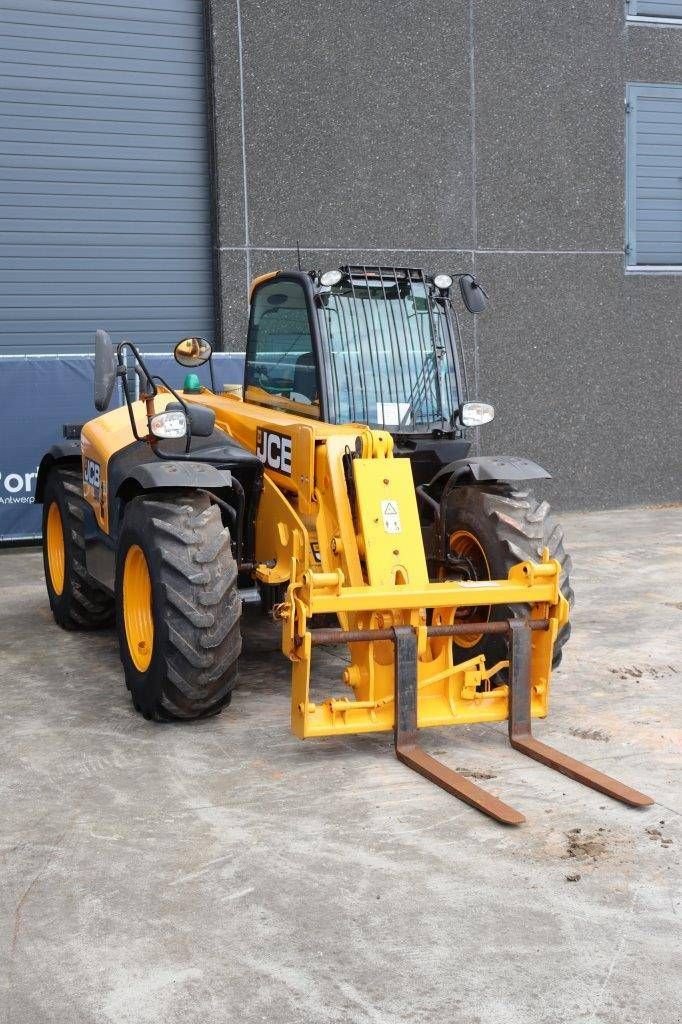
left=115, top=492, right=241, bottom=721
left=439, top=483, right=573, bottom=670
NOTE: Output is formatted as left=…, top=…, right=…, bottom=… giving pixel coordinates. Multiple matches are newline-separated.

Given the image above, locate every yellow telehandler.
left=36, top=265, right=652, bottom=823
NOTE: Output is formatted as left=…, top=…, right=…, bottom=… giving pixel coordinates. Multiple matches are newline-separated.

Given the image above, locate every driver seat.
left=292, top=351, right=317, bottom=402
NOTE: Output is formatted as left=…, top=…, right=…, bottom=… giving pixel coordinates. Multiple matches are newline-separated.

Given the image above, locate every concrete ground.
left=0, top=506, right=680, bottom=1024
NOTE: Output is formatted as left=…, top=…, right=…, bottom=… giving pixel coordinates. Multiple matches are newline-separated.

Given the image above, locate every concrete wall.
left=205, top=0, right=682, bottom=511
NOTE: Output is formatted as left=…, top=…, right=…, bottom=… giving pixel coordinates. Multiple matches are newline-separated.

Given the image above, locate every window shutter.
left=629, top=0, right=682, bottom=17
left=626, top=84, right=682, bottom=267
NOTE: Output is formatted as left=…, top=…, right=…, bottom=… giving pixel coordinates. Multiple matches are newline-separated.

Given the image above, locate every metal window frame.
left=626, top=0, right=682, bottom=24
left=625, top=82, right=682, bottom=274
left=627, top=14, right=682, bottom=25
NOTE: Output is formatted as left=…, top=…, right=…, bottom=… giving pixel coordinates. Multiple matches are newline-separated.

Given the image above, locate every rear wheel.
left=258, top=580, right=287, bottom=617
left=115, top=492, right=241, bottom=721
left=439, top=483, right=573, bottom=670
left=42, top=466, right=115, bottom=630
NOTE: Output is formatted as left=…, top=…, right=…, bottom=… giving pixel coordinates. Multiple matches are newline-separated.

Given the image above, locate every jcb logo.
left=256, top=429, right=292, bottom=476
left=84, top=458, right=101, bottom=496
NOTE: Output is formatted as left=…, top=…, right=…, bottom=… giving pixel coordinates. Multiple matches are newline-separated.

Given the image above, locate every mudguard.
left=105, top=432, right=263, bottom=546
left=118, top=461, right=233, bottom=492
left=35, top=441, right=82, bottom=502
left=36, top=445, right=236, bottom=505
left=428, top=455, right=551, bottom=491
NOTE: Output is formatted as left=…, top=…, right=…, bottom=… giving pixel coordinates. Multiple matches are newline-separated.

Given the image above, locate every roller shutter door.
left=626, top=83, right=682, bottom=268
left=0, top=0, right=214, bottom=354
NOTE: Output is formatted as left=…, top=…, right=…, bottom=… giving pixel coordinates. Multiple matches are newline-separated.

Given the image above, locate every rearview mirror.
left=459, top=275, right=489, bottom=314
left=174, top=337, right=213, bottom=368
left=94, top=328, right=117, bottom=412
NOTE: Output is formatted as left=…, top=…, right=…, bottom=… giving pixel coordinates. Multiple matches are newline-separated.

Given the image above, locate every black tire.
left=440, top=483, right=573, bottom=671
left=115, top=492, right=241, bottom=721
left=42, top=466, right=115, bottom=631
left=258, top=581, right=287, bottom=617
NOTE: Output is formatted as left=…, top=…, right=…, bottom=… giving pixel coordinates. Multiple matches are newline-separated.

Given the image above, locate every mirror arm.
left=117, top=340, right=157, bottom=398
left=114, top=344, right=193, bottom=452
left=118, top=364, right=145, bottom=443
left=117, top=340, right=159, bottom=444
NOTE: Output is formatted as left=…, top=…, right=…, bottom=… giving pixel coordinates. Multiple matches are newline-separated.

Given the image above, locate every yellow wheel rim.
left=46, top=501, right=66, bottom=596
left=446, top=529, right=491, bottom=648
left=122, top=544, right=154, bottom=672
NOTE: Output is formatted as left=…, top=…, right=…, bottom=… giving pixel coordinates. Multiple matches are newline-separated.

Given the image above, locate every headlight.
left=320, top=269, right=343, bottom=287
left=460, top=401, right=495, bottom=427
left=433, top=273, right=453, bottom=290
left=150, top=409, right=187, bottom=439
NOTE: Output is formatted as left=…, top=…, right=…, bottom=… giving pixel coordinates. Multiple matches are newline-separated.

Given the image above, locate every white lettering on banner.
left=0, top=470, right=37, bottom=495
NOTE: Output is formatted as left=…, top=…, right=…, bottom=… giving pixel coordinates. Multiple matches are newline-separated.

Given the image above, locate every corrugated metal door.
left=629, top=0, right=682, bottom=18
left=626, top=83, right=682, bottom=268
left=0, top=0, right=214, bottom=354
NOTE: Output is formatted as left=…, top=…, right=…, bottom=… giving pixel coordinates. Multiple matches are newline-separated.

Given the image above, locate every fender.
left=35, top=441, right=82, bottom=503
left=108, top=449, right=238, bottom=544
left=106, top=432, right=264, bottom=554
left=117, top=461, right=234, bottom=493
left=36, top=446, right=238, bottom=504
left=428, top=455, right=551, bottom=492
left=420, top=455, right=552, bottom=579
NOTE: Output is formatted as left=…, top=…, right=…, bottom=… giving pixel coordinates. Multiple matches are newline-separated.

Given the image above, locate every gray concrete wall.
left=205, top=0, right=682, bottom=511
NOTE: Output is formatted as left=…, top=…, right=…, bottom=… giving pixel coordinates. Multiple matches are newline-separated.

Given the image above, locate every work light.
left=150, top=409, right=187, bottom=439
left=320, top=269, right=343, bottom=287
left=460, top=402, right=495, bottom=427
left=433, top=273, right=453, bottom=291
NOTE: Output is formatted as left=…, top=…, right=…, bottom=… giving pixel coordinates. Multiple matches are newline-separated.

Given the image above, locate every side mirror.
left=459, top=275, right=489, bottom=314
left=174, top=336, right=213, bottom=368
left=94, top=328, right=117, bottom=411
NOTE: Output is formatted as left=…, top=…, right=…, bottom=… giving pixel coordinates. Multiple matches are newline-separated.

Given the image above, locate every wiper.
left=397, top=351, right=447, bottom=431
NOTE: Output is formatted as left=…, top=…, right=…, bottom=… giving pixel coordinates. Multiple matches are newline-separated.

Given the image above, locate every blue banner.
left=0, top=352, right=245, bottom=542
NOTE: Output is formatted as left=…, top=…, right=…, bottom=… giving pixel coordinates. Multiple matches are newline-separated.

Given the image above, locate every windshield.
left=317, top=272, right=463, bottom=431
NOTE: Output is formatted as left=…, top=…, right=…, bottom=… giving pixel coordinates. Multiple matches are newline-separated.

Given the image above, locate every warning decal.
left=381, top=500, right=401, bottom=534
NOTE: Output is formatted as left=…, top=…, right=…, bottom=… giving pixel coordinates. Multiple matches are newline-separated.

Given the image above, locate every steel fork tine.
left=507, top=620, right=654, bottom=808
left=393, top=626, right=526, bottom=825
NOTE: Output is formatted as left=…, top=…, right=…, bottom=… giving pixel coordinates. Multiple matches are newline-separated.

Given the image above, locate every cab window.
left=244, top=278, right=319, bottom=418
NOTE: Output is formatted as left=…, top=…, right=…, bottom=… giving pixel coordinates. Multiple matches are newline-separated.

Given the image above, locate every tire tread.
left=444, top=482, right=573, bottom=668
left=42, top=465, right=115, bottom=631
left=118, top=492, right=241, bottom=721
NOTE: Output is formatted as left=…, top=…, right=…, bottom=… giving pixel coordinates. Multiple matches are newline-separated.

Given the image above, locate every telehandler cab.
left=36, top=265, right=652, bottom=823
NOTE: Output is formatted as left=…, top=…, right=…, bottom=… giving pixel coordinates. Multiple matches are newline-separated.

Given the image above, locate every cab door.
left=244, top=274, right=325, bottom=421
